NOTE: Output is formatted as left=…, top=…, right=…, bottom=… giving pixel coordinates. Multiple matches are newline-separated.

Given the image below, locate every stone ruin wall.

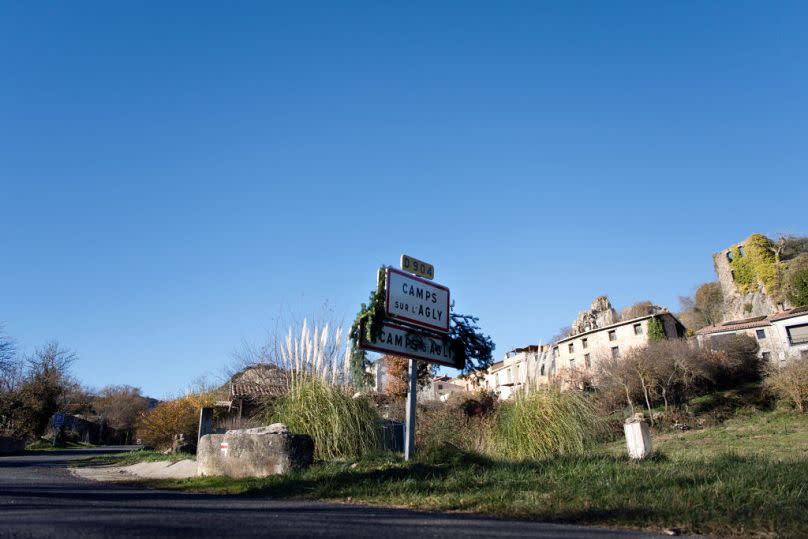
left=712, top=240, right=782, bottom=323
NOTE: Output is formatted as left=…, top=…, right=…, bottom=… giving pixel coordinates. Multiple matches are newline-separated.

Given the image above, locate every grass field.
left=119, top=409, right=808, bottom=538
left=26, top=439, right=97, bottom=451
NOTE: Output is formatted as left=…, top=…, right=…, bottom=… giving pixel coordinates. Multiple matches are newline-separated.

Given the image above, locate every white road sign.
left=359, top=320, right=460, bottom=368
left=385, top=267, right=450, bottom=333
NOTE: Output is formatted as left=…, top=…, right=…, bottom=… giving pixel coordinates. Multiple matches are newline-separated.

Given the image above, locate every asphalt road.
left=0, top=447, right=668, bottom=539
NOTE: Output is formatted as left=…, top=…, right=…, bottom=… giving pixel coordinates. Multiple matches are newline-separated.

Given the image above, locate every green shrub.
left=487, top=388, right=604, bottom=460
left=138, top=392, right=216, bottom=450
left=268, top=377, right=381, bottom=460
left=416, top=398, right=492, bottom=455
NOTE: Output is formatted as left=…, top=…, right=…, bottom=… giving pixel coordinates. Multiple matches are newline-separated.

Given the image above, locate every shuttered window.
left=787, top=324, right=808, bottom=345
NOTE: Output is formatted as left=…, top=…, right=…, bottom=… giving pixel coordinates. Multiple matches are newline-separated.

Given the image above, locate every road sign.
left=385, top=267, right=450, bottom=333
left=359, top=320, right=460, bottom=368
left=53, top=413, right=65, bottom=428
left=400, top=254, right=434, bottom=280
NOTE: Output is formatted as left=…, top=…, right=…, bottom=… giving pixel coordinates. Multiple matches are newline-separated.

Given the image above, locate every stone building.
left=554, top=310, right=685, bottom=379
left=713, top=240, right=786, bottom=322
left=710, top=234, right=808, bottom=322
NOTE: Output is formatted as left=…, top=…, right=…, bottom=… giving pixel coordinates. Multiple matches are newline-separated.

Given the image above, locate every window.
left=726, top=251, right=734, bottom=262
left=553, top=346, right=559, bottom=358
left=739, top=246, right=745, bottom=257
left=608, top=330, right=617, bottom=341
left=582, top=338, right=588, bottom=349
left=540, top=364, right=545, bottom=376
left=787, top=324, right=808, bottom=345
left=570, top=358, right=576, bottom=369
left=611, top=346, right=620, bottom=359
left=568, top=343, right=574, bottom=354
left=756, top=329, right=766, bottom=339
left=584, top=353, right=591, bottom=369
left=762, top=352, right=771, bottom=361
left=438, top=384, right=443, bottom=390
left=633, top=323, right=643, bottom=335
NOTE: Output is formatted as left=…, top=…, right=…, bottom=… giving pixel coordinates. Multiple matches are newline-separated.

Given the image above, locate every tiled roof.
left=696, top=314, right=771, bottom=335
left=770, top=306, right=808, bottom=321
left=697, top=307, right=808, bottom=335
left=229, top=364, right=288, bottom=399
left=230, top=381, right=286, bottom=399
left=696, top=318, right=771, bottom=335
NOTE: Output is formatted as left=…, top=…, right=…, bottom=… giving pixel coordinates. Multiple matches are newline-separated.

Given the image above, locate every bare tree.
left=93, top=385, right=150, bottom=444
left=382, top=355, right=433, bottom=399
left=772, top=234, right=808, bottom=262
left=620, top=301, right=655, bottom=321
left=0, top=326, right=15, bottom=382
left=595, top=351, right=638, bottom=414
left=14, top=341, right=77, bottom=439
left=678, top=282, right=724, bottom=331
left=550, top=326, right=572, bottom=343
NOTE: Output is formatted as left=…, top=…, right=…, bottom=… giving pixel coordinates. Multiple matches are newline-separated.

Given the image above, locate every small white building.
left=418, top=375, right=465, bottom=402
left=481, top=345, right=546, bottom=399
left=696, top=306, right=808, bottom=363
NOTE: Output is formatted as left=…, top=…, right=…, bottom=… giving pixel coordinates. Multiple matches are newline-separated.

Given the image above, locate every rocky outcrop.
left=571, top=296, right=619, bottom=335
left=197, top=423, right=313, bottom=478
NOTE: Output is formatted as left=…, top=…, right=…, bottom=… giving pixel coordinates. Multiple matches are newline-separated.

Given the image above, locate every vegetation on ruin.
left=729, top=234, right=783, bottom=299
left=646, top=316, right=666, bottom=341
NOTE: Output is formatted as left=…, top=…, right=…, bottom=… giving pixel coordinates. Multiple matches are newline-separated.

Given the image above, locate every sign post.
left=404, top=359, right=418, bottom=461
left=357, top=256, right=454, bottom=461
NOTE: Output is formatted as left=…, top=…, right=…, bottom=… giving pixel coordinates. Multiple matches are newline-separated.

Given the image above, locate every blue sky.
left=1, top=2, right=806, bottom=397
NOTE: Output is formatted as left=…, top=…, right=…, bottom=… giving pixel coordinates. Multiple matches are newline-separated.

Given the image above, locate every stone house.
left=418, top=375, right=465, bottom=402
left=553, top=311, right=686, bottom=379
left=696, top=306, right=808, bottom=363
left=223, top=364, right=288, bottom=420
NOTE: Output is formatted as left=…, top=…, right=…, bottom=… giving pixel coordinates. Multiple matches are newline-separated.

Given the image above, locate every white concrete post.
left=624, top=414, right=653, bottom=459
left=404, top=359, right=417, bottom=461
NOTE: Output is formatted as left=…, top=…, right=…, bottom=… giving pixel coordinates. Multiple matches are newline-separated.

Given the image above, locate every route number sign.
left=400, top=254, right=434, bottom=280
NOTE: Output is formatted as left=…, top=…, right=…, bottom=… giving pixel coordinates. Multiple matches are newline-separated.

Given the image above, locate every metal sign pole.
left=404, top=358, right=417, bottom=461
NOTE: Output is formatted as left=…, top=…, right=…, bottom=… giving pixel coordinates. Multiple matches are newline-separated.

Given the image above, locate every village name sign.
left=358, top=261, right=460, bottom=369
